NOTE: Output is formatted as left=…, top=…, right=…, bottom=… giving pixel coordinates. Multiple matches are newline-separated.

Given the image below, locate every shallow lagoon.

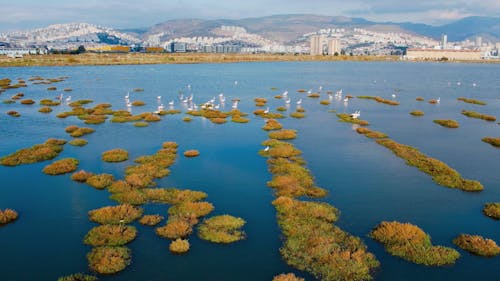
left=0, top=61, right=499, bottom=281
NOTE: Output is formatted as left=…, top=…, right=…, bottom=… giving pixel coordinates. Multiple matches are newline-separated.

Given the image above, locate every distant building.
left=170, top=42, right=187, bottom=53
left=476, top=36, right=482, bottom=47
left=441, top=34, right=448, bottom=49
left=310, top=35, right=323, bottom=55
left=0, top=47, right=47, bottom=56
left=406, top=49, right=482, bottom=61
left=327, top=38, right=341, bottom=55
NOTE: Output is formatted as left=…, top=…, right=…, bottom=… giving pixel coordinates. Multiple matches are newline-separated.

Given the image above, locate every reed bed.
left=87, top=246, right=131, bottom=274
left=139, top=214, right=164, bottom=226
left=57, top=273, right=97, bottom=281
left=88, top=204, right=143, bottom=225
left=461, top=110, right=496, bottom=122
left=483, top=203, right=500, bottom=219
left=169, top=239, right=190, bottom=254
left=102, top=149, right=129, bottom=163
left=84, top=225, right=137, bottom=247
left=0, top=139, right=66, bottom=166
left=433, top=119, right=459, bottom=128
left=453, top=234, right=500, bottom=256
left=457, top=97, right=486, bottom=105
left=336, top=113, right=369, bottom=126
left=272, top=273, right=304, bottom=281
left=198, top=215, right=246, bottom=243
left=410, top=110, right=424, bottom=116
left=0, top=209, right=18, bottom=225
left=376, top=139, right=483, bottom=191
left=370, top=221, right=460, bottom=266
left=86, top=174, right=115, bottom=189
left=71, top=170, right=94, bottom=182
left=42, top=158, right=79, bottom=175
left=356, top=127, right=388, bottom=139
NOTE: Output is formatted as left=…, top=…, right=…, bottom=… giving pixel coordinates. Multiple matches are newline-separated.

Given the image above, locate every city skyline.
left=1, top=0, right=500, bottom=33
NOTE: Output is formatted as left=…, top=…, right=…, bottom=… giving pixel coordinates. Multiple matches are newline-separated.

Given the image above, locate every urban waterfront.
left=0, top=61, right=499, bottom=281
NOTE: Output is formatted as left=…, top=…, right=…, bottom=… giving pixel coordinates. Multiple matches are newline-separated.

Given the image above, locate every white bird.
left=126, top=102, right=132, bottom=107
left=285, top=98, right=291, bottom=104
left=436, top=97, right=441, bottom=103
left=282, top=90, right=288, bottom=97
left=392, top=94, right=396, bottom=99
left=296, top=99, right=302, bottom=105
left=214, top=104, right=220, bottom=110
left=187, top=84, right=191, bottom=90
left=168, top=100, right=174, bottom=106
left=157, top=96, right=161, bottom=100
left=318, top=86, right=323, bottom=91
left=179, top=94, right=184, bottom=101
left=65, top=96, right=71, bottom=102
left=232, top=101, right=238, bottom=109
left=307, top=89, right=312, bottom=94
left=264, top=146, right=270, bottom=152
left=125, top=92, right=130, bottom=99
left=264, top=107, right=270, bottom=114
left=350, top=110, right=361, bottom=119
left=343, top=97, right=349, bottom=102
left=158, top=104, right=164, bottom=111
left=234, top=81, right=238, bottom=86
left=472, top=83, right=477, bottom=87
left=457, top=81, right=461, bottom=86
left=188, top=94, right=193, bottom=101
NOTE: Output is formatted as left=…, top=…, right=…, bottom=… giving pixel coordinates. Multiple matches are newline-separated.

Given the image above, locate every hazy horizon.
left=1, top=0, right=499, bottom=33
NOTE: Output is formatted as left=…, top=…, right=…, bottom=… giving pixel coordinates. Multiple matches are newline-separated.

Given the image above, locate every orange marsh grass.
left=87, top=246, right=131, bottom=274
left=453, top=234, right=500, bottom=257
left=84, top=225, right=137, bottom=247
left=102, top=149, right=129, bottom=163
left=169, top=239, right=190, bottom=254
left=198, top=215, right=246, bottom=243
left=88, top=204, right=143, bottom=225
left=0, top=209, right=18, bottom=225
left=272, top=273, right=304, bottom=281
left=0, top=138, right=66, bottom=166
left=42, top=158, right=79, bottom=175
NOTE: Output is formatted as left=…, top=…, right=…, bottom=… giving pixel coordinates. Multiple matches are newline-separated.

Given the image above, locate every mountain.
left=3, top=23, right=141, bottom=46
left=145, top=14, right=500, bottom=43
left=399, top=16, right=500, bottom=41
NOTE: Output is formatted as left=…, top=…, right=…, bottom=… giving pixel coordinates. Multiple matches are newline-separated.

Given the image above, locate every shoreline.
left=0, top=53, right=498, bottom=67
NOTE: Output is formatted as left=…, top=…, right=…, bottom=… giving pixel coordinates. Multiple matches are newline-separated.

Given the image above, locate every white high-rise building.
left=441, top=34, right=448, bottom=49
left=328, top=38, right=341, bottom=55
left=476, top=36, right=482, bottom=48
left=310, top=35, right=323, bottom=55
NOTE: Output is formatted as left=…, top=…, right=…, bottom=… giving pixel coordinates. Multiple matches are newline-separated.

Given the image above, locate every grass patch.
left=410, top=110, right=424, bottom=116
left=182, top=116, right=192, bottom=122
left=290, top=112, right=305, bottom=119
left=307, top=93, right=320, bottom=98
left=102, top=149, right=129, bottom=163
left=453, top=234, right=500, bottom=257
left=71, top=170, right=94, bottom=182
left=57, top=273, right=97, bottom=281
left=110, top=189, right=147, bottom=205
left=0, top=209, right=18, bottom=225
left=356, top=127, right=388, bottom=139
left=139, top=214, right=164, bottom=226
left=461, top=110, right=496, bottom=122
left=159, top=109, right=181, bottom=115
left=87, top=246, right=131, bottom=274
left=320, top=99, right=330, bottom=105
left=156, top=219, right=192, bottom=239
left=273, top=196, right=379, bottom=281
left=143, top=188, right=207, bottom=205
left=0, top=138, right=66, bottom=166
left=183, top=150, right=200, bottom=157
left=20, top=99, right=35, bottom=105
left=276, top=106, right=287, bottom=111
left=198, top=215, right=246, bottom=243
left=42, top=158, right=79, bottom=175
left=84, top=225, right=137, bottom=247
left=69, top=138, right=88, bottom=146
left=376, top=139, right=483, bottom=191
left=169, top=239, right=190, bottom=254
left=269, top=129, right=297, bottom=140
left=88, top=204, right=143, bottom=224
left=69, top=127, right=95, bottom=137
left=481, top=137, right=500, bottom=148
left=7, top=110, right=20, bottom=117
left=231, top=115, right=249, bottom=123
left=357, top=95, right=399, bottom=105
left=416, top=97, right=424, bottom=101
left=370, top=221, right=460, bottom=266
left=86, top=174, right=115, bottom=189
left=69, top=100, right=93, bottom=107
left=134, top=121, right=149, bottom=127
left=38, top=107, right=53, bottom=113
left=433, top=119, right=459, bottom=128
left=273, top=273, right=304, bottom=281
left=124, top=147, right=177, bottom=188
left=483, top=203, right=500, bottom=219
left=457, top=97, right=486, bottom=105
left=336, top=113, right=369, bottom=126
left=263, top=119, right=283, bottom=131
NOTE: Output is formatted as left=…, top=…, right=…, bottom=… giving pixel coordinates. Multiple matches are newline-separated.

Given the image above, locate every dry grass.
left=0, top=209, right=18, bottom=225
left=102, top=149, right=129, bottom=163
left=337, top=113, right=369, bottom=126
left=71, top=170, right=94, bottom=182
left=457, top=97, right=486, bottom=105
left=88, top=204, right=143, bottom=224
left=290, top=112, right=306, bottom=119
left=433, top=119, right=459, bottom=128
left=57, top=273, right=97, bottom=281
left=84, top=225, right=137, bottom=246
left=273, top=273, right=304, bottom=281
left=461, top=110, right=496, bottom=122
left=169, top=239, right=190, bottom=254
left=0, top=138, right=66, bottom=166
left=410, top=110, right=424, bottom=116
left=69, top=138, right=88, bottom=146
left=69, top=127, right=95, bottom=137
left=183, top=150, right=200, bottom=157
left=263, top=119, right=283, bottom=131
left=356, top=127, right=388, bottom=139
left=453, top=234, right=500, bottom=256
left=416, top=97, right=424, bottom=101
left=87, top=246, right=131, bottom=274
left=370, top=221, right=460, bottom=266
left=139, top=214, right=164, bottom=226
left=376, top=139, right=483, bottom=191
left=156, top=219, right=193, bottom=239
left=273, top=196, right=379, bottom=281
left=483, top=203, right=500, bottom=219
left=133, top=121, right=149, bottom=127
left=110, top=189, right=147, bottom=205
left=142, top=188, right=207, bottom=204
left=268, top=129, right=297, bottom=140
left=198, top=215, right=246, bottom=243
left=38, top=107, right=53, bottom=113
left=42, top=158, right=79, bottom=175
left=86, top=174, right=115, bottom=189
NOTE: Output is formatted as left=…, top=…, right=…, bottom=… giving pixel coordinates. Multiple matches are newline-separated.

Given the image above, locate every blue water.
left=0, top=61, right=499, bottom=281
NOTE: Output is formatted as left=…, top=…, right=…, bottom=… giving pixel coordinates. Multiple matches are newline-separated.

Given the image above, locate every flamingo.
left=125, top=92, right=130, bottom=99
left=264, top=146, right=270, bottom=152
left=65, top=96, right=71, bottom=102
left=264, top=107, right=270, bottom=114
left=296, top=99, right=302, bottom=105
left=232, top=101, right=238, bottom=109
left=392, top=94, right=396, bottom=99
left=436, top=97, right=441, bottom=103
left=285, top=98, right=291, bottom=104
left=343, top=97, right=349, bottom=103
left=282, top=90, right=288, bottom=97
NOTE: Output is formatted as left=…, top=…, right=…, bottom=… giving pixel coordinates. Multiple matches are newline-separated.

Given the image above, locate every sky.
left=1, top=0, right=499, bottom=33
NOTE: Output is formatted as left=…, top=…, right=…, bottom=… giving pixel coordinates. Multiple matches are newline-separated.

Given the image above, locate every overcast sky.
left=1, top=0, right=499, bottom=32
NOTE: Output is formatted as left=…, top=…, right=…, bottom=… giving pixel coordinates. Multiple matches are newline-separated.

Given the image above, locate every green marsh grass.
left=273, top=196, right=379, bottom=281
left=110, top=189, right=147, bottom=205
left=0, top=138, right=66, bottom=166
left=483, top=203, right=500, bottom=219
left=42, top=158, right=79, bottom=175
left=102, top=149, right=129, bottom=163
left=86, top=174, right=115, bottom=189
left=159, top=109, right=181, bottom=115
left=182, top=116, right=192, bottom=122
left=336, top=113, right=369, bottom=126
left=84, top=225, right=137, bottom=247
left=169, top=239, right=190, bottom=254
left=133, top=121, right=149, bottom=127
left=231, top=115, right=250, bottom=123
left=198, top=215, right=246, bottom=243
left=88, top=204, right=143, bottom=225
left=457, top=97, right=486, bottom=105
left=276, top=106, right=287, bottom=111
left=0, top=209, right=18, bottom=225
left=356, top=127, right=388, bottom=139
left=370, top=221, right=460, bottom=266
left=376, top=139, right=483, bottom=191
left=453, top=234, right=500, bottom=256
left=87, top=246, right=131, bottom=274
left=108, top=180, right=134, bottom=193
left=142, top=188, right=207, bottom=205
left=320, top=99, right=330, bottom=105
left=433, top=119, right=459, bottom=128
